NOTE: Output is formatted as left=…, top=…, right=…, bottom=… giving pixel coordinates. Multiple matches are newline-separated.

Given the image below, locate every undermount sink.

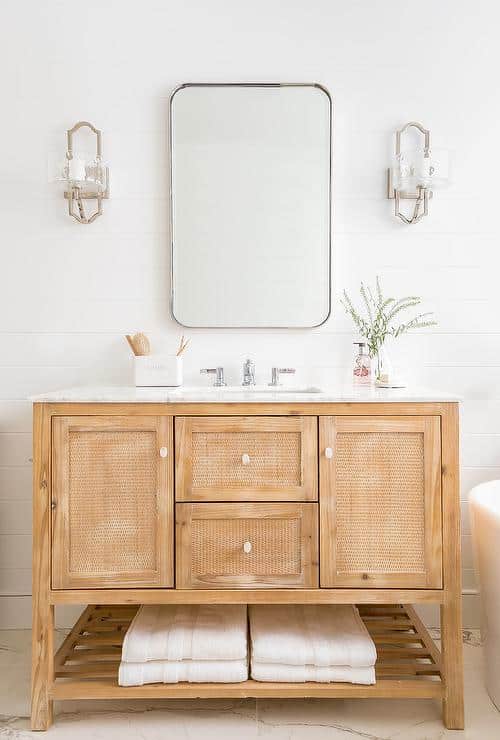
left=172, top=385, right=322, bottom=395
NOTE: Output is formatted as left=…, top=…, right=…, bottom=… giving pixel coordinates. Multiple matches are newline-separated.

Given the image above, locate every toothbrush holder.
left=134, top=354, right=183, bottom=387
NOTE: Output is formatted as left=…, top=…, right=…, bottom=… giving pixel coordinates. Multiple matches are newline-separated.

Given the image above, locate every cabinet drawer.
left=175, top=417, right=317, bottom=502
left=176, top=502, right=318, bottom=588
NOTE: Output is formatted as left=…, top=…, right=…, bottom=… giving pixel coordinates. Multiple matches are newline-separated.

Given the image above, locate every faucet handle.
left=200, top=367, right=226, bottom=387
left=269, top=367, right=296, bottom=386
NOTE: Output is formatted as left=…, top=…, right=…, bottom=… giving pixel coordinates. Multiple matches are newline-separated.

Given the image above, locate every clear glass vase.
left=374, top=342, right=393, bottom=384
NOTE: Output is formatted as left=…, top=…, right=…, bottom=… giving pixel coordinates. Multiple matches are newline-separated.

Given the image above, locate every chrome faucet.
left=200, top=367, right=226, bottom=387
left=269, top=367, right=296, bottom=386
left=242, top=358, right=256, bottom=386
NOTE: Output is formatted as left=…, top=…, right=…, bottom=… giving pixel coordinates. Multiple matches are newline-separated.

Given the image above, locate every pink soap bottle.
left=353, top=342, right=371, bottom=386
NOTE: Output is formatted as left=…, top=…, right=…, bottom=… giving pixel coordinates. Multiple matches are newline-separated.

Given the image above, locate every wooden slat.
left=54, top=607, right=94, bottom=669
left=405, top=605, right=441, bottom=667
left=52, top=603, right=444, bottom=702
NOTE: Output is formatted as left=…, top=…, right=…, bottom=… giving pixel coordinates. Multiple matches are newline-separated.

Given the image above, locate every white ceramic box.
left=134, top=355, right=183, bottom=387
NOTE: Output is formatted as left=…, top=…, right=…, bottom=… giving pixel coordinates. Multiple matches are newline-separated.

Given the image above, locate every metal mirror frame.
left=169, top=82, right=333, bottom=329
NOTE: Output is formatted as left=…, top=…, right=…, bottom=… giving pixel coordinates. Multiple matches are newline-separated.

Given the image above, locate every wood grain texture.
left=440, top=403, right=464, bottom=729
left=320, top=416, right=442, bottom=588
left=31, top=403, right=54, bottom=731
left=176, top=502, right=318, bottom=588
left=43, top=401, right=453, bottom=417
left=51, top=416, right=174, bottom=589
left=49, top=587, right=445, bottom=605
left=51, top=678, right=442, bottom=700
left=175, top=416, right=317, bottom=501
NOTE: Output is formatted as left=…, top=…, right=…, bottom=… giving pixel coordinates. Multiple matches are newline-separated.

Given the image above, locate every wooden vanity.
left=31, top=391, right=464, bottom=730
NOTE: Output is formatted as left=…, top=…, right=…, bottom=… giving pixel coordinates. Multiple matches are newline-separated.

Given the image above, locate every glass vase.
left=374, top=342, right=394, bottom=385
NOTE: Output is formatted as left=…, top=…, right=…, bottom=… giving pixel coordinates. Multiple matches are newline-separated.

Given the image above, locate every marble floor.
left=1, top=629, right=499, bottom=739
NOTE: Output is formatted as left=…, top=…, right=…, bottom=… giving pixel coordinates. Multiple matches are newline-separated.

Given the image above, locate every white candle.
left=68, top=157, right=86, bottom=182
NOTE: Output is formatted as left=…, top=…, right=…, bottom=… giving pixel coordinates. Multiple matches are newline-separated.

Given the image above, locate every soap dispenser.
left=352, top=342, right=371, bottom=386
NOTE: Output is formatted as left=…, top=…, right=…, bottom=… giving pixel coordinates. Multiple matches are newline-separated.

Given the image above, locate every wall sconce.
left=387, top=122, right=449, bottom=224
left=50, top=121, right=109, bottom=224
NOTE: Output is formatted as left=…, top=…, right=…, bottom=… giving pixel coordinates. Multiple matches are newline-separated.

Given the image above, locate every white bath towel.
left=251, top=662, right=375, bottom=684
left=119, top=658, right=248, bottom=686
left=121, top=604, right=248, bottom=663
left=249, top=605, right=377, bottom=668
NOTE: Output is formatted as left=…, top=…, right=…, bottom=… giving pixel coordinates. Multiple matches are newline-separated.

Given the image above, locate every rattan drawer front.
left=52, top=416, right=173, bottom=589
left=320, top=416, right=442, bottom=589
left=176, top=502, right=318, bottom=588
left=175, top=417, right=317, bottom=501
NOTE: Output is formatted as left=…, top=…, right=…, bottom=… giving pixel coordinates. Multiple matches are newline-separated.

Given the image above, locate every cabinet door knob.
left=243, top=541, right=252, bottom=554
left=241, top=453, right=251, bottom=465
left=325, top=447, right=333, bottom=459
left=159, top=447, right=168, bottom=458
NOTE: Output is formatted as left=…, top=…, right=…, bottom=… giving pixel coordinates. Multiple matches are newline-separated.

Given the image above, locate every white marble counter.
left=30, top=385, right=460, bottom=403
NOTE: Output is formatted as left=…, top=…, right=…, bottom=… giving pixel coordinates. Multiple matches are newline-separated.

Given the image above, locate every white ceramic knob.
left=325, top=447, right=333, bottom=459
left=242, top=453, right=251, bottom=465
left=243, top=541, right=252, bottom=554
left=159, top=447, right=168, bottom=458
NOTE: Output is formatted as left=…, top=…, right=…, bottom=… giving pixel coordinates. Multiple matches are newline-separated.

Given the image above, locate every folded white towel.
left=251, top=661, right=375, bottom=685
left=121, top=604, right=248, bottom=663
left=119, top=658, right=248, bottom=686
left=249, top=605, right=377, bottom=668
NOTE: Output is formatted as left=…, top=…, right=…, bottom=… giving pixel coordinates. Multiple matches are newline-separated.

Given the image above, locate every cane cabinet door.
left=320, top=416, right=442, bottom=588
left=51, top=416, right=173, bottom=589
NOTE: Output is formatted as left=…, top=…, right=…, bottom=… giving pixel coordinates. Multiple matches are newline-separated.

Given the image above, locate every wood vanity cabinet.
left=32, top=400, right=463, bottom=732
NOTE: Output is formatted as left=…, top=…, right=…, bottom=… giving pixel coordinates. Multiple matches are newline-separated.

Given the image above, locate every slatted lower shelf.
left=51, top=604, right=443, bottom=700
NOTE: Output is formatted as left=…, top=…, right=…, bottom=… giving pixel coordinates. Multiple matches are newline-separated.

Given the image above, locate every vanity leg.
left=441, top=600, right=464, bottom=730
left=440, top=403, right=464, bottom=730
left=31, top=604, right=54, bottom=730
left=31, top=403, right=54, bottom=731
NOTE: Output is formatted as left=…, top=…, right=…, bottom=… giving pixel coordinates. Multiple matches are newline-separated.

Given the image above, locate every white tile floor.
left=1, top=630, right=499, bottom=739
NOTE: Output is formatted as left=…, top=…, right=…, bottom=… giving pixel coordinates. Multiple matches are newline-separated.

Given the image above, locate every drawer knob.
left=241, top=453, right=251, bottom=465
left=159, top=447, right=168, bottom=458
left=243, top=541, right=252, bottom=554
left=325, top=447, right=333, bottom=459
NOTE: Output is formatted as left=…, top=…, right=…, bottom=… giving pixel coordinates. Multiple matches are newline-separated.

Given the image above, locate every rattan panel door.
left=52, top=416, right=173, bottom=589
left=175, top=417, right=317, bottom=501
left=176, top=502, right=318, bottom=588
left=320, top=416, right=442, bottom=588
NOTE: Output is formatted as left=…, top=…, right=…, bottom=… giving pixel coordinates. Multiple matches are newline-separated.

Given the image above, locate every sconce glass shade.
left=49, top=152, right=109, bottom=193
left=392, top=147, right=450, bottom=192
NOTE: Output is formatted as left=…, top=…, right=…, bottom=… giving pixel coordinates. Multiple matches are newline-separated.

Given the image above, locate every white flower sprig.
left=341, top=276, right=436, bottom=358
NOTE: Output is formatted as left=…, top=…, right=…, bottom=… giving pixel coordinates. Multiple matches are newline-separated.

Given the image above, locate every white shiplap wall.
left=1, top=0, right=499, bottom=627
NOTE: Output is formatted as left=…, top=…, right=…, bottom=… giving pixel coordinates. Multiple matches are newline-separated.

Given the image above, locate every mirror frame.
left=169, top=82, right=332, bottom=328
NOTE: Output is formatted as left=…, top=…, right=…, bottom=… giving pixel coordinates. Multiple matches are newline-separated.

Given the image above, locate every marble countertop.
left=30, top=385, right=460, bottom=403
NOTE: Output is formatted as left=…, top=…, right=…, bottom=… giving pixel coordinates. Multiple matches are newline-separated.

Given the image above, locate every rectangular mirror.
left=170, top=83, right=332, bottom=328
